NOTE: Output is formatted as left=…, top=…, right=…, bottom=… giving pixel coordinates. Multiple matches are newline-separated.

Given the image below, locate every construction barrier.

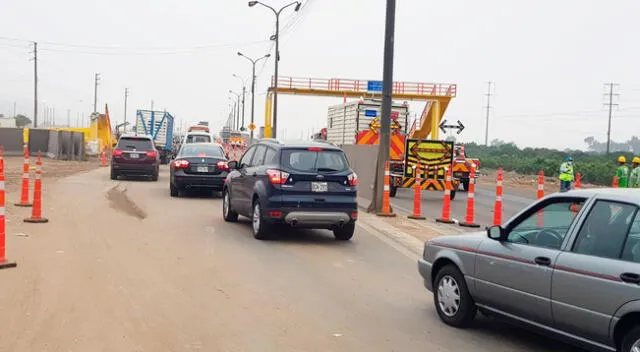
left=459, top=166, right=479, bottom=228
left=408, top=163, right=425, bottom=220
left=376, top=161, right=396, bottom=217
left=436, top=168, right=454, bottom=224
left=24, top=152, right=48, bottom=224
left=0, top=153, right=17, bottom=270
left=492, top=168, right=504, bottom=226
left=15, top=144, right=32, bottom=207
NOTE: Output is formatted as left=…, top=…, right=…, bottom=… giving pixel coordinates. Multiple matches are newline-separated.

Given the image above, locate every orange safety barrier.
left=436, top=168, right=455, bottom=224
left=492, top=168, right=504, bottom=226
left=0, top=156, right=17, bottom=270
left=15, top=144, right=32, bottom=207
left=613, top=176, right=619, bottom=188
left=377, top=161, right=396, bottom=217
left=460, top=166, right=480, bottom=228
left=24, top=152, right=48, bottom=224
left=536, top=170, right=544, bottom=227
left=408, top=163, right=425, bottom=220
left=575, top=173, right=582, bottom=189
left=100, top=147, right=108, bottom=167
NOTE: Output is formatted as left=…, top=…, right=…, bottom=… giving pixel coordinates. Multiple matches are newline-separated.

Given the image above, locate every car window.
left=264, top=147, right=277, bottom=165
left=507, top=199, right=586, bottom=249
left=623, top=211, right=640, bottom=263
left=178, top=145, right=224, bottom=158
left=186, top=135, right=211, bottom=143
left=281, top=149, right=349, bottom=173
left=572, top=200, right=638, bottom=261
left=250, top=145, right=267, bottom=166
left=239, top=146, right=256, bottom=168
left=117, top=138, right=154, bottom=151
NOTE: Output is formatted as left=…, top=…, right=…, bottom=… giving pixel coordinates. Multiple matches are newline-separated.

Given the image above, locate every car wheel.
left=170, top=183, right=179, bottom=197
left=333, top=223, right=355, bottom=241
left=151, top=172, right=159, bottom=182
left=621, top=325, right=640, bottom=352
left=251, top=200, right=270, bottom=240
left=222, top=189, right=238, bottom=222
left=450, top=190, right=456, bottom=201
left=389, top=185, right=398, bottom=198
left=433, top=264, right=476, bottom=328
left=461, top=179, right=470, bottom=192
left=110, top=169, right=118, bottom=180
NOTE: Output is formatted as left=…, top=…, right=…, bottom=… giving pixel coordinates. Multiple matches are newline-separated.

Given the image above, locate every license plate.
left=196, top=166, right=208, bottom=173
left=311, top=182, right=328, bottom=192
left=130, top=153, right=139, bottom=159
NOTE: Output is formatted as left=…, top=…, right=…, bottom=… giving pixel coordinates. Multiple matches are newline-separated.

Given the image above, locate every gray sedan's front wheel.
left=433, top=264, right=476, bottom=328
left=621, top=325, right=640, bottom=352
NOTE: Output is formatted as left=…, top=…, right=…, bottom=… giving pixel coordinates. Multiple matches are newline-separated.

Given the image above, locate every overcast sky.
left=1, top=0, right=639, bottom=150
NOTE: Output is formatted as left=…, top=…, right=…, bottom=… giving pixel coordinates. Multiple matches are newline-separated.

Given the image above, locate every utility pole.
left=370, top=0, right=397, bottom=213
left=124, top=88, right=129, bottom=131
left=604, top=82, right=620, bottom=154
left=13, top=102, right=16, bottom=117
left=93, top=73, right=101, bottom=113
left=33, top=42, right=38, bottom=128
left=151, top=100, right=154, bottom=110
left=67, top=109, right=71, bottom=127
left=238, top=52, right=270, bottom=143
left=241, top=85, right=246, bottom=129
left=484, top=81, right=493, bottom=146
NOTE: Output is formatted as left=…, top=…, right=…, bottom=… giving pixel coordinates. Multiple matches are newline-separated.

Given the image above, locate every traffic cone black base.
left=376, top=212, right=396, bottom=217
left=408, top=215, right=426, bottom=220
left=24, top=217, right=49, bottom=224
left=459, top=222, right=480, bottom=228
left=436, top=218, right=455, bottom=224
left=14, top=203, right=32, bottom=207
left=0, top=261, right=17, bottom=270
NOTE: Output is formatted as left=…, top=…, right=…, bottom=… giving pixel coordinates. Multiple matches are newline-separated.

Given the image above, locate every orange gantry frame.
left=264, top=76, right=457, bottom=139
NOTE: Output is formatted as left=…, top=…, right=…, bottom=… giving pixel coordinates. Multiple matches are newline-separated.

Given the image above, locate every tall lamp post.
left=237, top=52, right=270, bottom=143
left=232, top=74, right=248, bottom=131
left=229, top=91, right=241, bottom=130
left=248, top=0, right=301, bottom=139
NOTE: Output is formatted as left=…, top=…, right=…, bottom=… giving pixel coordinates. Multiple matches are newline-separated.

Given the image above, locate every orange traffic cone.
left=613, top=176, right=619, bottom=188
left=377, top=161, right=396, bottom=217
left=15, top=144, right=32, bottom=207
left=100, top=147, right=108, bottom=167
left=436, top=167, right=455, bottom=224
left=0, top=145, right=4, bottom=170
left=24, top=152, right=48, bottom=224
left=408, top=163, right=425, bottom=220
left=0, top=157, right=17, bottom=270
left=492, top=168, right=504, bottom=226
left=575, top=173, right=582, bottom=189
left=460, top=166, right=480, bottom=228
left=536, top=170, right=544, bottom=227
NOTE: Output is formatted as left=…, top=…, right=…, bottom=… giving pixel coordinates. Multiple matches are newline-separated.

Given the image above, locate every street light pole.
left=229, top=90, right=241, bottom=130
left=233, top=74, right=248, bottom=131
left=248, top=1, right=301, bottom=139
left=238, top=52, right=271, bottom=143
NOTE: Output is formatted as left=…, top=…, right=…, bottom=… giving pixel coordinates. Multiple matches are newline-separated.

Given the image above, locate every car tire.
left=333, top=223, right=355, bottom=241
left=621, top=325, right=640, bottom=352
left=433, top=264, right=476, bottom=328
left=110, top=169, right=118, bottom=180
left=251, top=200, right=270, bottom=240
left=450, top=190, right=456, bottom=201
left=170, top=183, right=179, bottom=197
left=389, top=185, right=398, bottom=198
left=461, top=178, right=469, bottom=192
left=222, top=189, right=238, bottom=222
left=151, top=172, right=159, bottom=182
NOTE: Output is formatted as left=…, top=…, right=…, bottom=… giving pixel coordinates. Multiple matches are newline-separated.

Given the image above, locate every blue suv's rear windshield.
left=281, top=148, right=349, bottom=173
left=118, top=137, right=153, bottom=151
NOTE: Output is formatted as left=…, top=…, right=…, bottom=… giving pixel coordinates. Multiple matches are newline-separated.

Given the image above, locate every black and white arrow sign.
left=439, top=119, right=465, bottom=135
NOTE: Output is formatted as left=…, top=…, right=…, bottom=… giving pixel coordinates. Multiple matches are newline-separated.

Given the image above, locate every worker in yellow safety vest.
left=616, top=156, right=630, bottom=188
left=629, top=157, right=640, bottom=188
left=559, top=156, right=574, bottom=192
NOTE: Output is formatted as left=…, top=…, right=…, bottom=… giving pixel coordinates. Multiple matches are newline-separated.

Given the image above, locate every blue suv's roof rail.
left=258, top=138, right=280, bottom=144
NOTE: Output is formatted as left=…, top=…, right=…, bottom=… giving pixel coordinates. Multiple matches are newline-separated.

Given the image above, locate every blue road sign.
left=364, top=109, right=377, bottom=117
left=367, top=80, right=383, bottom=92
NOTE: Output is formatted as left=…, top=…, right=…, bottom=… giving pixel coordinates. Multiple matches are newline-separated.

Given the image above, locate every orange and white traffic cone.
left=0, top=145, right=4, bottom=170
left=436, top=167, right=455, bottom=224
left=613, top=176, right=619, bottom=188
left=15, top=144, right=32, bottom=207
left=575, top=173, right=582, bottom=189
left=0, top=158, right=17, bottom=270
left=408, top=163, right=425, bottom=220
left=536, top=170, right=544, bottom=227
left=460, top=166, right=480, bottom=228
left=377, top=161, right=396, bottom=217
left=492, top=168, right=504, bottom=226
left=24, top=152, right=48, bottom=224
left=100, top=147, right=108, bottom=167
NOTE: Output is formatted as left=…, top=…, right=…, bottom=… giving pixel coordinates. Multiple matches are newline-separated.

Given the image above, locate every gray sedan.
left=418, top=188, right=640, bottom=352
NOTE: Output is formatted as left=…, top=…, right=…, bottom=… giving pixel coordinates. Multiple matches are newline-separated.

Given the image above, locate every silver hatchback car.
left=418, top=189, right=640, bottom=352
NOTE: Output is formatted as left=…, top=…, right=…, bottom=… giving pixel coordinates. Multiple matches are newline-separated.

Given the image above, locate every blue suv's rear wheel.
left=222, top=189, right=238, bottom=222
left=333, top=223, right=355, bottom=240
left=252, top=201, right=270, bottom=240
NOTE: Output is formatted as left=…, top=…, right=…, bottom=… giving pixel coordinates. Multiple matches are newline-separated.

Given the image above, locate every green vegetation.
left=464, top=142, right=634, bottom=186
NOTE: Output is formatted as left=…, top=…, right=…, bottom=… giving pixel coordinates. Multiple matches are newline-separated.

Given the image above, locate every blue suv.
left=222, top=139, right=358, bottom=240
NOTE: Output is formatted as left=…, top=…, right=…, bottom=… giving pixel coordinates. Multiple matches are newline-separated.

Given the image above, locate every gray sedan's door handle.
left=534, top=256, right=551, bottom=266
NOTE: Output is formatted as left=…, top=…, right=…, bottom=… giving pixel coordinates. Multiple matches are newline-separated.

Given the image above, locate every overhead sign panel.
left=364, top=109, right=377, bottom=117
left=367, top=80, right=383, bottom=93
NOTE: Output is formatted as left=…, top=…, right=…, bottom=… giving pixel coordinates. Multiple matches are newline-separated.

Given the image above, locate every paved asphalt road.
left=0, top=166, right=582, bottom=351
left=390, top=183, right=538, bottom=228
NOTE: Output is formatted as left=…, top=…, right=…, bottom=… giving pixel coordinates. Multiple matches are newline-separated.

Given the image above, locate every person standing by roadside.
left=629, top=157, right=640, bottom=188
left=616, top=156, right=630, bottom=188
left=559, top=157, right=575, bottom=192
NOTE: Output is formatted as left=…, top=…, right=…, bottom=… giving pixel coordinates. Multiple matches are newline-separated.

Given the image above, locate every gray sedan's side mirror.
left=228, top=160, right=238, bottom=170
left=487, top=225, right=504, bottom=240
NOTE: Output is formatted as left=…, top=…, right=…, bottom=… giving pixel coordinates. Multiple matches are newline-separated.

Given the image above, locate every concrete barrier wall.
left=0, top=128, right=24, bottom=155
left=341, top=144, right=379, bottom=201
left=0, top=127, right=85, bottom=159
left=29, top=129, right=50, bottom=156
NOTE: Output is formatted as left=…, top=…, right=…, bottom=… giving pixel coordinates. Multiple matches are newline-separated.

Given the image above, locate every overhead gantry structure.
left=263, top=76, right=457, bottom=139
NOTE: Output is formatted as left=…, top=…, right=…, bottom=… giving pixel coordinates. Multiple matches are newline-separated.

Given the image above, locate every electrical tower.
left=484, top=81, right=493, bottom=146
left=603, top=82, right=620, bottom=154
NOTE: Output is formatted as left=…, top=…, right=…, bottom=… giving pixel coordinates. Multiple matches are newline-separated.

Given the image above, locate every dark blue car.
left=222, top=139, right=358, bottom=240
